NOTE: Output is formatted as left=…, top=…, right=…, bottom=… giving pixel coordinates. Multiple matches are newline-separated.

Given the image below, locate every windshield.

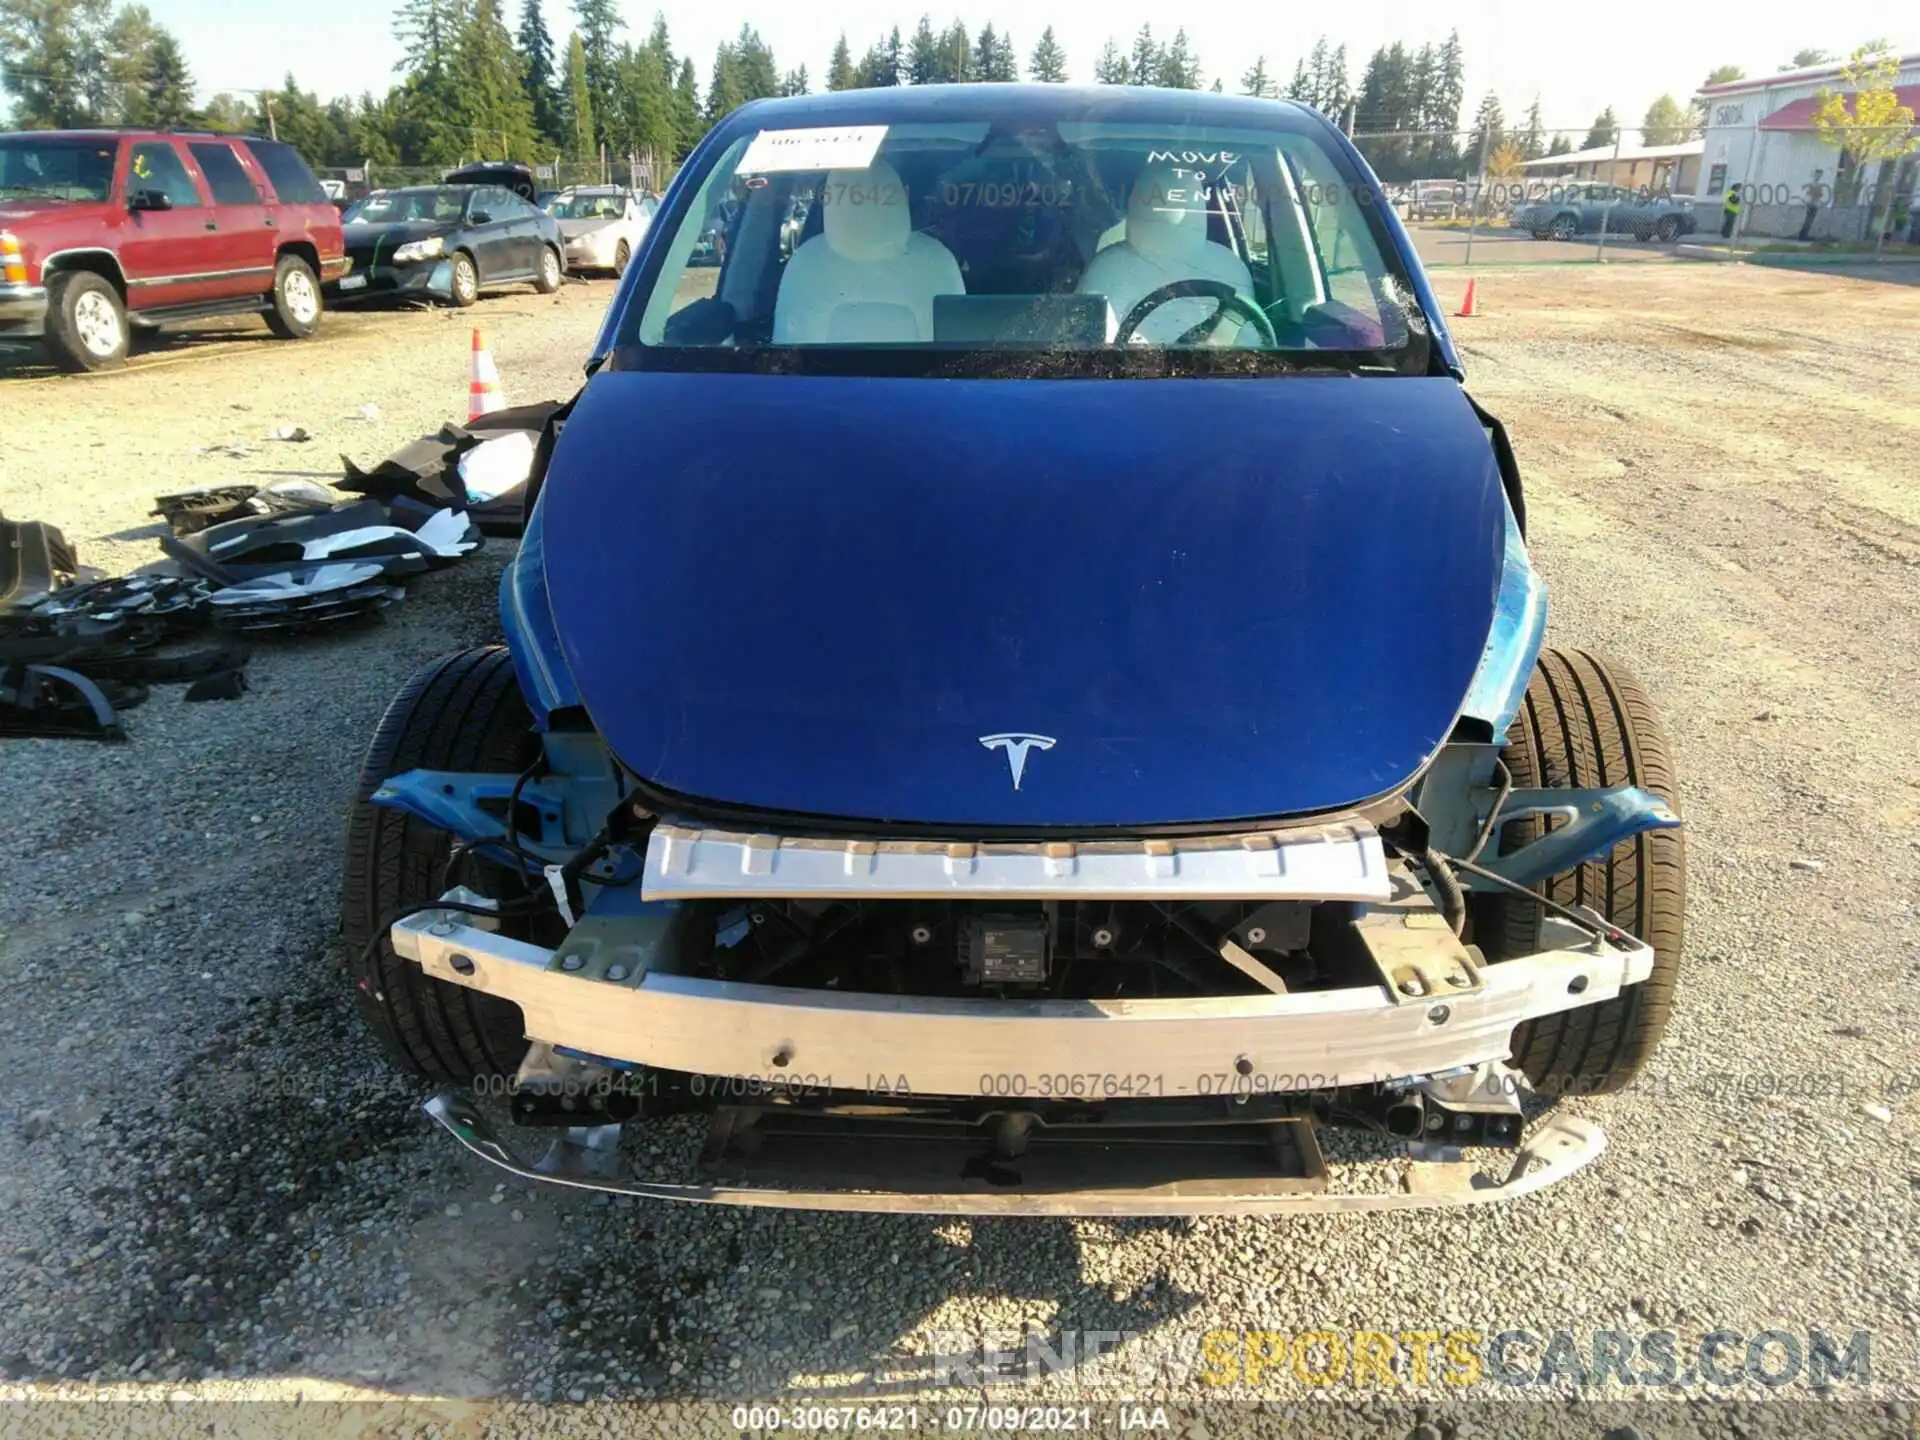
left=0, top=138, right=116, bottom=203
left=345, top=188, right=469, bottom=224
left=625, top=113, right=1426, bottom=376
left=551, top=191, right=626, bottom=219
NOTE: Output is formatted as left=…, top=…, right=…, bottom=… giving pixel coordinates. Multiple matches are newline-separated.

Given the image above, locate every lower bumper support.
left=424, top=1090, right=1608, bottom=1216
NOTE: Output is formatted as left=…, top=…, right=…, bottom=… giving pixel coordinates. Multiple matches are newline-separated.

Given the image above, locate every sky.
left=159, top=0, right=1907, bottom=139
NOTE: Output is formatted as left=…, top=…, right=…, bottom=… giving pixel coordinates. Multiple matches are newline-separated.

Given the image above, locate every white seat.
left=773, top=162, right=965, bottom=344
left=1076, top=162, right=1256, bottom=344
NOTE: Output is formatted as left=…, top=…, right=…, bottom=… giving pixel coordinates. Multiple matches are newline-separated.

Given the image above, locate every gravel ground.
left=1, top=263, right=1917, bottom=1435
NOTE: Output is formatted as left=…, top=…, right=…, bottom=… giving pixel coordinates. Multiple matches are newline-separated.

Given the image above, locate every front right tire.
left=45, top=270, right=129, bottom=372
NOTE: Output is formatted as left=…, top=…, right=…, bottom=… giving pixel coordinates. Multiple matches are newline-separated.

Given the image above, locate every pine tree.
left=672, top=57, right=699, bottom=157
left=732, top=24, right=779, bottom=99
left=1581, top=106, right=1618, bottom=150
left=973, top=24, right=1016, bottom=82
left=1241, top=57, right=1273, bottom=99
left=1520, top=96, right=1546, bottom=159
left=827, top=33, right=856, bottom=91
left=1466, top=90, right=1505, bottom=167
left=1286, top=56, right=1310, bottom=103
left=706, top=41, right=744, bottom=122
left=101, top=4, right=156, bottom=124
left=454, top=0, right=538, bottom=160
left=908, top=16, right=939, bottom=85
left=1093, top=38, right=1128, bottom=85
left=515, top=0, right=561, bottom=147
left=1155, top=29, right=1198, bottom=89
left=935, top=20, right=969, bottom=84
left=573, top=0, right=622, bottom=145
left=1127, top=25, right=1159, bottom=87
left=565, top=30, right=596, bottom=162
left=141, top=29, right=194, bottom=127
left=779, top=65, right=808, bottom=96
left=1028, top=26, right=1066, bottom=83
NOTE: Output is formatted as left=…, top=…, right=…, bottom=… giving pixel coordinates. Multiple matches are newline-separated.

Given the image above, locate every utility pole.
left=262, top=91, right=278, bottom=140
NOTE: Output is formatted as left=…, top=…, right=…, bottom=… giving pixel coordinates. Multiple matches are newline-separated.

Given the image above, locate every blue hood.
left=539, top=372, right=1505, bottom=829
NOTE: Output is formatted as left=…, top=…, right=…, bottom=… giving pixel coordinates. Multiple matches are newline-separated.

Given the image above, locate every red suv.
left=0, top=128, right=348, bottom=371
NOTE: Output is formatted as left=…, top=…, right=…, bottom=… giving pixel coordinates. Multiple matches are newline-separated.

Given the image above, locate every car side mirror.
left=469, top=210, right=492, bottom=225
left=129, top=189, right=172, bottom=212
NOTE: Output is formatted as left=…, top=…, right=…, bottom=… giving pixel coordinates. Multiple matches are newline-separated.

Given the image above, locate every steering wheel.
left=1113, top=279, right=1278, bottom=348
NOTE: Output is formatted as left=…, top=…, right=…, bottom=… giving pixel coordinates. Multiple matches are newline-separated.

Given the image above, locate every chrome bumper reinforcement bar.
left=422, top=1090, right=1610, bottom=1216
left=391, top=906, right=1652, bottom=1099
left=640, top=820, right=1391, bottom=902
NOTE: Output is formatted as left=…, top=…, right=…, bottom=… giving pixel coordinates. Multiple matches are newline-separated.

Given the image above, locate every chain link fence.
left=1347, top=125, right=1918, bottom=267
left=312, top=154, right=675, bottom=205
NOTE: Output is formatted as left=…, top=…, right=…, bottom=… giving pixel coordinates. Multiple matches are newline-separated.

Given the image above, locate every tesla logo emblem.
left=979, top=733, right=1055, bottom=791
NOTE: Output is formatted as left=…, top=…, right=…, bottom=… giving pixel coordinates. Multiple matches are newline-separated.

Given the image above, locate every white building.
left=1516, top=140, right=1702, bottom=194
left=1694, top=53, right=1920, bottom=241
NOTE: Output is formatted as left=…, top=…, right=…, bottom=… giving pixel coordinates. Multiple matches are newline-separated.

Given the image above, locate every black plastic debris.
left=339, top=401, right=561, bottom=537
left=204, top=563, right=405, bottom=633
left=0, top=662, right=131, bottom=742
left=0, top=516, right=79, bottom=610
left=150, top=481, right=336, bottom=538
left=184, top=668, right=249, bottom=701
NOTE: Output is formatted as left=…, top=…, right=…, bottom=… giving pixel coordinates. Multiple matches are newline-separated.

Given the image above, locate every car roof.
left=721, top=83, right=1320, bottom=131
left=6, top=128, right=270, bottom=142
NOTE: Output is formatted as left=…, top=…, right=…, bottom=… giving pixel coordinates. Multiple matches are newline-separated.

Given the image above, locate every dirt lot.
left=1, top=262, right=1918, bottom=1432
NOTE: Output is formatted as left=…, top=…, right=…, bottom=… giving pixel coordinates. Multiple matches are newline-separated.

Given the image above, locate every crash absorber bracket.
left=1354, top=863, right=1485, bottom=1004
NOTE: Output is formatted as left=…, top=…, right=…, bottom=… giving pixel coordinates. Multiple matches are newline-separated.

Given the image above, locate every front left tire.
left=45, top=270, right=129, bottom=372
left=341, top=646, right=536, bottom=1084
left=535, top=245, right=563, bottom=294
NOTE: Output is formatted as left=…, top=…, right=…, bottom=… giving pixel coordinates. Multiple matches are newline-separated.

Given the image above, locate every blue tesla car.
left=343, top=84, right=1684, bottom=1216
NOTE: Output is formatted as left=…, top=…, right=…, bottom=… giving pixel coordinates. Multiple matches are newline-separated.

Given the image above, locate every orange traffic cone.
left=1457, top=278, right=1479, bottom=317
left=468, top=328, right=504, bottom=422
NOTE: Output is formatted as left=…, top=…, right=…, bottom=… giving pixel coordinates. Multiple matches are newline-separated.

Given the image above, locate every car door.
left=186, top=140, right=275, bottom=296
left=464, top=187, right=516, bottom=280
left=504, top=192, right=544, bottom=273
left=116, top=139, right=228, bottom=306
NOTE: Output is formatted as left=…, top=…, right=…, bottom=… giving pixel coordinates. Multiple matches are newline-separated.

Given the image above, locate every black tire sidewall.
left=266, top=254, right=322, bottom=339
left=613, top=240, right=631, bottom=276
left=47, top=271, right=128, bottom=372
left=340, top=647, right=538, bottom=1083
left=1472, top=648, right=1685, bottom=1096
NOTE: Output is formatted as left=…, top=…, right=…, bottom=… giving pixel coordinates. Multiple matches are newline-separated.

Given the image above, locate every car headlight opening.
left=392, top=236, right=446, bottom=264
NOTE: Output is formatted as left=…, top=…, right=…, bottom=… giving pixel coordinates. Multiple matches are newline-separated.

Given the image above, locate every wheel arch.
left=40, top=248, right=128, bottom=296
left=275, top=238, right=321, bottom=276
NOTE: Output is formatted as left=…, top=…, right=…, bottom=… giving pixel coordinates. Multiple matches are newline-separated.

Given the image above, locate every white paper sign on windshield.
left=738, top=125, right=888, bottom=174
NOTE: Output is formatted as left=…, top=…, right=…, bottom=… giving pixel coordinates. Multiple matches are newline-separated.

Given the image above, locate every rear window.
left=190, top=142, right=260, bottom=206
left=243, top=139, right=327, bottom=205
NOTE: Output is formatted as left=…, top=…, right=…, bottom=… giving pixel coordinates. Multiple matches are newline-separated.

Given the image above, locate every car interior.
left=651, top=124, right=1407, bottom=354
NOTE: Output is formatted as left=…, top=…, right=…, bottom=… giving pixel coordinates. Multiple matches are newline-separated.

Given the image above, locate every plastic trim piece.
left=639, top=820, right=1391, bottom=902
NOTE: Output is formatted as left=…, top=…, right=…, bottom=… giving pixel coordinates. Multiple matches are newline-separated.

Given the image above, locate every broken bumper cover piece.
left=423, top=1089, right=1610, bottom=1216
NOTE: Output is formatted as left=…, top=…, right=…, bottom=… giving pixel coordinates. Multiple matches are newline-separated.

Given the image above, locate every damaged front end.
left=369, top=736, right=1677, bottom=1215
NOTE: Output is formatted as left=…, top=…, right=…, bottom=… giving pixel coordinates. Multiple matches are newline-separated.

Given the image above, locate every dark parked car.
left=1514, top=184, right=1696, bottom=242
left=336, top=184, right=563, bottom=307
left=0, top=127, right=345, bottom=370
